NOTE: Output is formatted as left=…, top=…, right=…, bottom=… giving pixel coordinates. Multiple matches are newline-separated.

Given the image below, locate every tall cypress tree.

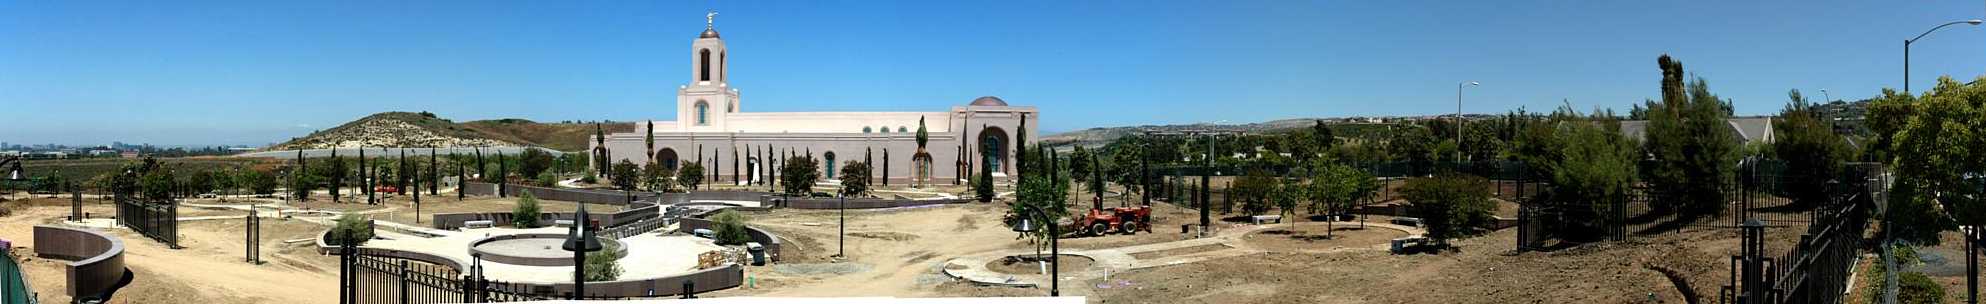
left=429, top=147, right=438, bottom=196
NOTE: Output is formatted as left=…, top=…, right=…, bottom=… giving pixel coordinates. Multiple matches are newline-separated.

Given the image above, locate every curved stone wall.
left=32, top=225, right=128, bottom=300
left=467, top=234, right=627, bottom=267
left=317, top=229, right=744, bottom=298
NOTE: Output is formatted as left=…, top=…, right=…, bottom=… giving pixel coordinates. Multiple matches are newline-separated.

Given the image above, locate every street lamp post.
left=1904, top=19, right=1982, bottom=93
left=562, top=203, right=603, bottom=300
left=1456, top=81, right=1479, bottom=163
left=1011, top=204, right=1058, bottom=297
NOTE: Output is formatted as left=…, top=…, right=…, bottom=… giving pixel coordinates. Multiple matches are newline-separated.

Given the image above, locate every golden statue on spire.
left=706, top=10, right=718, bottom=29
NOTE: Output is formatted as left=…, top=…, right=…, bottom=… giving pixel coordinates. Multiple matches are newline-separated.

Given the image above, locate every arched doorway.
left=912, top=152, right=933, bottom=187
left=655, top=148, right=679, bottom=171
left=979, top=126, right=1009, bottom=175
left=824, top=151, right=838, bottom=179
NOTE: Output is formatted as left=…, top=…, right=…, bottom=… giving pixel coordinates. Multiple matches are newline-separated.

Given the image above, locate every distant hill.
left=1041, top=118, right=1366, bottom=148
left=267, top=112, right=634, bottom=152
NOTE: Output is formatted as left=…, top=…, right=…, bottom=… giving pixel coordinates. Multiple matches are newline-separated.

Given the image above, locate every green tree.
left=1271, top=178, right=1300, bottom=230
left=511, top=191, right=542, bottom=228
left=518, top=148, right=555, bottom=179
left=642, top=163, right=675, bottom=192
left=1107, top=137, right=1146, bottom=204
left=242, top=169, right=278, bottom=195
left=186, top=169, right=216, bottom=196
left=711, top=209, right=752, bottom=245
left=1773, top=89, right=1851, bottom=208
left=1309, top=163, right=1377, bottom=236
left=677, top=163, right=705, bottom=191
left=1515, top=107, right=1639, bottom=240
left=330, top=213, right=374, bottom=246
left=976, top=158, right=995, bottom=202
left=610, top=160, right=639, bottom=192
left=1231, top=167, right=1276, bottom=216
left=1401, top=174, right=1495, bottom=244
left=1641, top=55, right=1737, bottom=220
left=838, top=160, right=871, bottom=197
left=1068, top=146, right=1093, bottom=188
left=780, top=156, right=820, bottom=195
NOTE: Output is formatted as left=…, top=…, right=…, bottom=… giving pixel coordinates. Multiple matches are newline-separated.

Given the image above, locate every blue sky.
left=3, top=1, right=1984, bottom=146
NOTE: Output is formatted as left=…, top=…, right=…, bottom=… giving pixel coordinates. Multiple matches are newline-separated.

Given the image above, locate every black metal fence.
left=337, top=246, right=703, bottom=303
left=345, top=254, right=468, bottom=304
left=1719, top=165, right=1878, bottom=304
left=114, top=194, right=178, bottom=247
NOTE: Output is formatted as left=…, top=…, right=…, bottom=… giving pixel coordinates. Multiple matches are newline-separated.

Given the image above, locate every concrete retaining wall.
left=431, top=204, right=659, bottom=230
left=32, top=225, right=127, bottom=299
left=460, top=182, right=657, bottom=205
left=780, top=197, right=973, bottom=209
left=676, top=217, right=782, bottom=262
left=487, top=264, right=743, bottom=298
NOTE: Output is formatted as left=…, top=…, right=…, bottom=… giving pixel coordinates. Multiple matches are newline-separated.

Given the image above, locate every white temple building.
left=589, top=13, right=1038, bottom=186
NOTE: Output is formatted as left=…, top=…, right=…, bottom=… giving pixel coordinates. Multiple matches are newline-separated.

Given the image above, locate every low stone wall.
left=431, top=204, right=659, bottom=230
left=32, top=225, right=128, bottom=300
left=468, top=234, right=627, bottom=267
left=460, top=182, right=657, bottom=205
left=780, top=197, right=973, bottom=209
left=676, top=217, right=782, bottom=262
left=650, top=191, right=776, bottom=205
left=486, top=264, right=743, bottom=298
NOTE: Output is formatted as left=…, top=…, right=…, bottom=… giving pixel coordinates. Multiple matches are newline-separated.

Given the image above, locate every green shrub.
left=583, top=239, right=623, bottom=281
left=330, top=213, right=374, bottom=246
left=512, top=192, right=542, bottom=228
left=1401, top=173, right=1496, bottom=243
left=711, top=209, right=751, bottom=245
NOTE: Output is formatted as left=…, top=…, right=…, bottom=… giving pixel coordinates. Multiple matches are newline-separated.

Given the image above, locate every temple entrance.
left=656, top=148, right=679, bottom=171
left=979, top=126, right=1009, bottom=176
left=912, top=152, right=933, bottom=187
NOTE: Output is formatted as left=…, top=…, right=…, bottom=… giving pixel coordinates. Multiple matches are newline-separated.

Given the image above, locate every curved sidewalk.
left=941, top=221, right=1425, bottom=288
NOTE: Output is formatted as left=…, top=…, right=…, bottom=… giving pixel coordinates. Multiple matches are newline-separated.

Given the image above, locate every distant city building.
left=589, top=13, right=1039, bottom=184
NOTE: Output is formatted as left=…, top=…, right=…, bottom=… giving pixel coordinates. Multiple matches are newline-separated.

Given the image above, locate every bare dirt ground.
left=2, top=182, right=1823, bottom=303
left=3, top=197, right=343, bottom=304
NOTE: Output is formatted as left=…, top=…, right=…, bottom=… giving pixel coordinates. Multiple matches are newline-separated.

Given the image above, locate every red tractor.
left=1072, top=206, right=1153, bottom=237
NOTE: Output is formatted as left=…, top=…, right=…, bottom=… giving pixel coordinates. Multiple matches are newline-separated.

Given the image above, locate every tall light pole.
left=1819, top=89, right=1830, bottom=104
left=1904, top=19, right=1982, bottom=94
left=1456, top=81, right=1479, bottom=163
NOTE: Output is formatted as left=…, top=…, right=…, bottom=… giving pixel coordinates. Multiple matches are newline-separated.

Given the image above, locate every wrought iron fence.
left=114, top=194, right=178, bottom=247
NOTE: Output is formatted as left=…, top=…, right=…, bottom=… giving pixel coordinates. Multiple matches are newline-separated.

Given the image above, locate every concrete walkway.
left=940, top=221, right=1426, bottom=288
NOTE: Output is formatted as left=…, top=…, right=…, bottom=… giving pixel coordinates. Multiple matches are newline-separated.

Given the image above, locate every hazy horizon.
left=5, top=1, right=1984, bottom=146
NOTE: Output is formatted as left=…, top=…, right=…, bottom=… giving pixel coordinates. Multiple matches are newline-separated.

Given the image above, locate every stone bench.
left=464, top=220, right=494, bottom=229
left=1249, top=215, right=1283, bottom=225
left=554, top=219, right=575, bottom=227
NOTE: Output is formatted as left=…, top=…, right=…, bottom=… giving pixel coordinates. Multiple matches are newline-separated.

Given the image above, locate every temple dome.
left=700, top=28, right=720, bottom=39
left=969, top=96, right=1008, bottom=106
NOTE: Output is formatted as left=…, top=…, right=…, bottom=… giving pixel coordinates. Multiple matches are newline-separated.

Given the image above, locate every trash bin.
left=745, top=242, right=766, bottom=266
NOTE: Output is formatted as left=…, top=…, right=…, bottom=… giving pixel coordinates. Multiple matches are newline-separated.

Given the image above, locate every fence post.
left=399, top=260, right=410, bottom=304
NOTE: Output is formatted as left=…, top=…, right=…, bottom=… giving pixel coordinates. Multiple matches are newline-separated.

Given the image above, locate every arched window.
left=881, top=126, right=890, bottom=133
left=825, top=152, right=838, bottom=176
left=720, top=51, right=727, bottom=82
left=695, top=101, right=710, bottom=125
left=863, top=127, right=872, bottom=133
left=899, top=127, right=908, bottom=133
left=699, top=49, right=712, bottom=82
